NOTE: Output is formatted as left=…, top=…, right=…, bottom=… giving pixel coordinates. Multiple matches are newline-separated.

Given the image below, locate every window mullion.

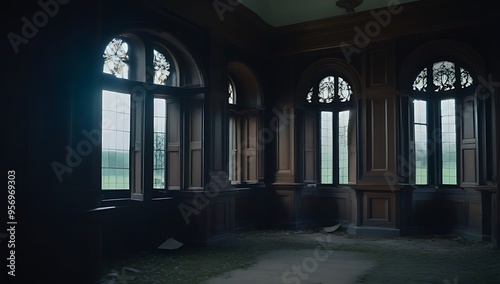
left=315, top=111, right=321, bottom=183
left=455, top=63, right=462, bottom=90
left=333, top=111, right=340, bottom=186
left=131, top=90, right=145, bottom=200
left=454, top=98, right=461, bottom=185
left=163, top=98, right=168, bottom=190
left=436, top=100, right=443, bottom=186
left=427, top=63, right=433, bottom=92
left=334, top=75, right=339, bottom=185
left=428, top=100, right=439, bottom=186
left=408, top=97, right=416, bottom=185
left=235, top=115, right=242, bottom=183
left=144, top=40, right=154, bottom=84
left=142, top=92, right=154, bottom=200
left=314, top=84, right=319, bottom=104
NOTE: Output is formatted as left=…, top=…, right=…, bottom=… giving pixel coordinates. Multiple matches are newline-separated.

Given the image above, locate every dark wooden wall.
left=2, top=0, right=499, bottom=283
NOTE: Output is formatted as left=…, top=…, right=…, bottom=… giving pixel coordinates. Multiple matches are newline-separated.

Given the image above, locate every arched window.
left=304, top=75, right=354, bottom=185
left=306, top=75, right=353, bottom=104
left=101, top=32, right=204, bottom=199
left=227, top=62, right=263, bottom=185
left=410, top=60, right=474, bottom=186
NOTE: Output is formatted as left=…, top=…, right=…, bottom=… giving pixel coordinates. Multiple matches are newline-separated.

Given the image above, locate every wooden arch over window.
left=227, top=61, right=263, bottom=107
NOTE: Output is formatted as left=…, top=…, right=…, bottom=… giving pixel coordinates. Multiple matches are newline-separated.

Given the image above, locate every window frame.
left=301, top=74, right=355, bottom=187
left=410, top=60, right=476, bottom=188
left=100, top=32, right=205, bottom=200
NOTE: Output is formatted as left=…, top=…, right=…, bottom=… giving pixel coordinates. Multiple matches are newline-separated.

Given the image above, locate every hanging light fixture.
left=336, top=0, right=363, bottom=13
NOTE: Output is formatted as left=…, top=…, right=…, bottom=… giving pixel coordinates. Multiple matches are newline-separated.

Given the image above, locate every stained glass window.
left=433, top=61, right=456, bottom=92
left=154, top=50, right=171, bottom=85
left=103, top=38, right=130, bottom=79
left=319, top=76, right=335, bottom=103
left=338, top=77, right=352, bottom=102
left=413, top=68, right=427, bottom=92
left=308, top=74, right=353, bottom=185
left=306, top=87, right=313, bottom=103
left=411, top=60, right=469, bottom=186
left=228, top=78, right=235, bottom=104
left=308, top=76, right=353, bottom=104
left=100, top=32, right=204, bottom=198
left=460, top=67, right=473, bottom=88
left=412, top=61, right=473, bottom=93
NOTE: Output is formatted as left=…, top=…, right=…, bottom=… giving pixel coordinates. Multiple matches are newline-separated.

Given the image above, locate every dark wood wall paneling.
left=264, top=0, right=498, bottom=238
left=4, top=0, right=500, bottom=282
left=4, top=0, right=106, bottom=282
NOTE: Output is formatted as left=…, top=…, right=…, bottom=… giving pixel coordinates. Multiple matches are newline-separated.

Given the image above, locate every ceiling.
left=241, top=0, right=419, bottom=27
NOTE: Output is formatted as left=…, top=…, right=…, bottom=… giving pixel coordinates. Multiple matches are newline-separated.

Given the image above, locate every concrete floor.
left=203, top=249, right=376, bottom=284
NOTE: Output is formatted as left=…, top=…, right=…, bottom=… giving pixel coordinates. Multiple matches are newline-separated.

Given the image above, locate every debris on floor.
left=123, top=267, right=141, bottom=273
left=322, top=223, right=341, bottom=233
left=99, top=266, right=140, bottom=284
left=157, top=237, right=184, bottom=250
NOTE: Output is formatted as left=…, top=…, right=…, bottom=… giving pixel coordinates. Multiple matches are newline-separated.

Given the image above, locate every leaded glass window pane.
left=414, top=99, right=427, bottom=185
left=154, top=50, right=171, bottom=85
left=411, top=61, right=471, bottom=186
left=460, top=67, right=473, bottom=88
left=103, top=38, right=130, bottom=79
left=307, top=76, right=353, bottom=104
left=307, top=75, right=354, bottom=185
left=306, top=87, right=313, bottom=103
left=321, top=111, right=334, bottom=183
left=338, top=111, right=350, bottom=184
left=153, top=98, right=167, bottom=189
left=338, top=77, right=352, bottom=102
left=102, top=90, right=131, bottom=190
left=414, top=63, right=473, bottom=93
left=319, top=76, right=335, bottom=103
left=413, top=68, right=427, bottom=92
left=433, top=61, right=456, bottom=92
left=441, top=99, right=457, bottom=185
left=228, top=78, right=235, bottom=104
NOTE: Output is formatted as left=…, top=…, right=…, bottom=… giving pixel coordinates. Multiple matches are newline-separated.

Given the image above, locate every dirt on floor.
left=99, top=229, right=500, bottom=284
